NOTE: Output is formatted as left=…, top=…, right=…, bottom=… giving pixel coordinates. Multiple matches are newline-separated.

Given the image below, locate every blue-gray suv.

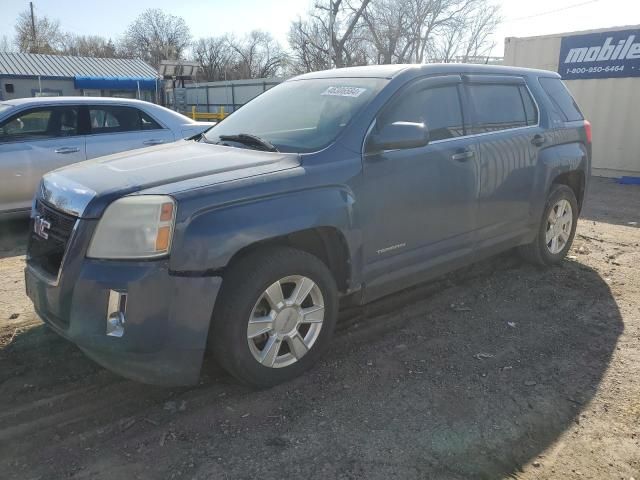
left=25, top=64, right=591, bottom=387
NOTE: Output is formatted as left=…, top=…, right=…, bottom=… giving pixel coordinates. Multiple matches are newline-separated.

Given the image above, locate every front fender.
left=169, top=187, right=359, bottom=275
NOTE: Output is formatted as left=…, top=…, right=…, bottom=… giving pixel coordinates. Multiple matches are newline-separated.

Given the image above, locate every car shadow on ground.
left=0, top=218, right=29, bottom=259
left=315, top=254, right=624, bottom=478
left=0, top=251, right=622, bottom=479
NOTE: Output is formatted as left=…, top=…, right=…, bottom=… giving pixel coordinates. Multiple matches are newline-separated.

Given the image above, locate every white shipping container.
left=504, top=24, right=640, bottom=177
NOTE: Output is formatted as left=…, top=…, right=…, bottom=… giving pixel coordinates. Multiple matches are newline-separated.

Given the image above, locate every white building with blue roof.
left=0, top=52, right=160, bottom=102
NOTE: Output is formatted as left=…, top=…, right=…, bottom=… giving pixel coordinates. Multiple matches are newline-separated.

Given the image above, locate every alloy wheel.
left=247, top=275, right=325, bottom=368
left=545, top=199, right=573, bottom=254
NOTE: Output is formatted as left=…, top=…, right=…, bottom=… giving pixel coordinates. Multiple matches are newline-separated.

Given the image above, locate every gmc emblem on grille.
left=34, top=216, right=51, bottom=240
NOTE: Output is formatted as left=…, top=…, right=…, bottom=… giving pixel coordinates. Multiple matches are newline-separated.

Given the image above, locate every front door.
left=361, top=75, right=479, bottom=296
left=0, top=106, right=86, bottom=213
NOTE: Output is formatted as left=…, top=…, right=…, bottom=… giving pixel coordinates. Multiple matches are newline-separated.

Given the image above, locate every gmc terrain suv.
left=25, top=64, right=591, bottom=387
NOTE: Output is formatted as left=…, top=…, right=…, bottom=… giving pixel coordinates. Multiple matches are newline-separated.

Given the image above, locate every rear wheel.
left=210, top=246, right=338, bottom=388
left=519, top=184, right=578, bottom=266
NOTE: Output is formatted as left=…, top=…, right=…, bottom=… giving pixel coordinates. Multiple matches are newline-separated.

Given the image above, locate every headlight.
left=87, top=195, right=176, bottom=259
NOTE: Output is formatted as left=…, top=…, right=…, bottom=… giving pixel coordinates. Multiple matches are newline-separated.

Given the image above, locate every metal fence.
left=166, top=77, right=283, bottom=116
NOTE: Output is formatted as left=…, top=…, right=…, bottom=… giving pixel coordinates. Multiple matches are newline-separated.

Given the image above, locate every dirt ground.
left=0, top=177, right=638, bottom=480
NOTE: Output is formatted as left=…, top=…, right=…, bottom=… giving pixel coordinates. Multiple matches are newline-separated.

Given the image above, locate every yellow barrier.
left=188, top=106, right=229, bottom=121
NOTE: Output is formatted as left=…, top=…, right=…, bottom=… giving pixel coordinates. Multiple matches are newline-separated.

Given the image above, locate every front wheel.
left=519, top=184, right=579, bottom=266
left=209, top=246, right=338, bottom=388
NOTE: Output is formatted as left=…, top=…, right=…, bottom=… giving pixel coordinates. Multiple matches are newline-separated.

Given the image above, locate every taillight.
left=584, top=120, right=592, bottom=144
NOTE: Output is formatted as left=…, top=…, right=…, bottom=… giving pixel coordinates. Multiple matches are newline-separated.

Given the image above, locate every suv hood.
left=40, top=140, right=300, bottom=218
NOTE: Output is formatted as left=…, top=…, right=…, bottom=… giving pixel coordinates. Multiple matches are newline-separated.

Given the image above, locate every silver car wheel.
left=545, top=199, right=573, bottom=254
left=247, top=275, right=325, bottom=368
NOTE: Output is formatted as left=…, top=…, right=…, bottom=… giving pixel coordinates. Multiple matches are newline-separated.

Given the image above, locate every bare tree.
left=289, top=0, right=500, bottom=71
left=193, top=36, right=236, bottom=81
left=288, top=18, right=331, bottom=74
left=321, top=0, right=372, bottom=68
left=0, top=35, right=15, bottom=53
left=14, top=8, right=65, bottom=54
left=361, top=0, right=414, bottom=64
left=459, top=3, right=501, bottom=61
left=289, top=0, right=371, bottom=71
left=433, top=16, right=465, bottom=62
left=120, top=9, right=190, bottom=68
left=406, top=0, right=486, bottom=63
left=228, top=31, right=287, bottom=79
left=433, top=1, right=501, bottom=63
left=61, top=35, right=119, bottom=58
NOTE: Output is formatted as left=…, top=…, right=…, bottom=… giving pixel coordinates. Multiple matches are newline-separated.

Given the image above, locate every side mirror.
left=366, top=121, right=430, bottom=154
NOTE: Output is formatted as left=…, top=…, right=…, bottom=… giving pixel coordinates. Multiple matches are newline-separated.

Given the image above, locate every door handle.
left=531, top=134, right=545, bottom=147
left=143, top=139, right=164, bottom=146
left=451, top=149, right=475, bottom=161
left=54, top=147, right=80, bottom=154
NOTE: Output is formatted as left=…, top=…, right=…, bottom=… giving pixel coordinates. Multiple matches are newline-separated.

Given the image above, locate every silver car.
left=0, top=97, right=214, bottom=216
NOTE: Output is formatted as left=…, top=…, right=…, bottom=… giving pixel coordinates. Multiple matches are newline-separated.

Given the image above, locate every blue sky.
left=1, top=0, right=639, bottom=56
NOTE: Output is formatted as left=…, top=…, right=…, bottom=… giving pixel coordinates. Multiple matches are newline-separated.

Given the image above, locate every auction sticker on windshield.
left=322, top=86, right=367, bottom=97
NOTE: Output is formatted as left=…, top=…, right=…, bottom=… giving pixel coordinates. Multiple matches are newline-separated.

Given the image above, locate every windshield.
left=202, top=77, right=388, bottom=153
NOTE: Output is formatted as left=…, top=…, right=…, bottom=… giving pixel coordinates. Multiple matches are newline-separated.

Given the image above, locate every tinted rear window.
left=467, top=84, right=528, bottom=133
left=539, top=77, right=583, bottom=122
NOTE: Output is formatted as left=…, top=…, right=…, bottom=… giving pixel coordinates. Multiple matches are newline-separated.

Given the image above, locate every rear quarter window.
left=539, top=77, right=583, bottom=122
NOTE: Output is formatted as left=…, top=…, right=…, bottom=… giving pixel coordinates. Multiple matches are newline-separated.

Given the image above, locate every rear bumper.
left=25, top=260, right=222, bottom=386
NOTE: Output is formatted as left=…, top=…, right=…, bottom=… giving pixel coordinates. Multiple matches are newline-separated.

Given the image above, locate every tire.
left=209, top=246, right=338, bottom=388
left=519, top=184, right=579, bottom=266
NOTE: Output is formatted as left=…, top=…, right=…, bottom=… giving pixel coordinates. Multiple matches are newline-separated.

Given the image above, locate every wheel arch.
left=169, top=187, right=360, bottom=293
left=225, top=227, right=353, bottom=294
left=552, top=169, right=586, bottom=212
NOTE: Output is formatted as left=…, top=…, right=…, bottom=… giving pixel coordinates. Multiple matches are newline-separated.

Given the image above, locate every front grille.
left=27, top=200, right=77, bottom=278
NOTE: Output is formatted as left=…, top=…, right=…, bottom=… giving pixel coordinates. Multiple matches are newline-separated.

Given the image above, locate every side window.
left=140, top=111, right=161, bottom=130
left=379, top=84, right=464, bottom=142
left=467, top=84, right=528, bottom=133
left=89, top=106, right=157, bottom=134
left=539, top=77, right=583, bottom=122
left=89, top=108, right=120, bottom=131
left=0, top=107, right=78, bottom=143
left=59, top=108, right=79, bottom=136
left=519, top=86, right=538, bottom=126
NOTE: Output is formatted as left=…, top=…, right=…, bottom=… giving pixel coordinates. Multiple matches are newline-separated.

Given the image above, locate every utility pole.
left=328, top=0, right=334, bottom=68
left=29, top=2, right=37, bottom=53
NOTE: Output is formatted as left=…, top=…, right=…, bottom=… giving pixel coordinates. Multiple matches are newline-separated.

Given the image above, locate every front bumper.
left=25, top=259, right=222, bottom=386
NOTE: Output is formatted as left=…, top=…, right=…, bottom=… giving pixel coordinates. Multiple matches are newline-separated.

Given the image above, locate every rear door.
left=0, top=106, right=86, bottom=213
left=463, top=76, right=540, bottom=245
left=362, top=75, right=479, bottom=295
left=84, top=105, right=175, bottom=159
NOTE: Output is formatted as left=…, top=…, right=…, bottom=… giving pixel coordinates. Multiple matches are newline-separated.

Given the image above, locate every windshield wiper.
left=217, top=133, right=278, bottom=152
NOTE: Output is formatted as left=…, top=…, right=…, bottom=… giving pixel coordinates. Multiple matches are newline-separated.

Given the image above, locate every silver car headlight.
left=87, top=195, right=176, bottom=259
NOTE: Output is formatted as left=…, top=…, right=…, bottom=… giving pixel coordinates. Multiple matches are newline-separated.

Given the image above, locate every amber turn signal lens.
left=155, top=226, right=171, bottom=251
left=160, top=202, right=174, bottom=222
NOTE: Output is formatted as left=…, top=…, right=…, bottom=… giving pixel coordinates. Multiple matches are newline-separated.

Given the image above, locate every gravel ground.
left=0, top=177, right=638, bottom=480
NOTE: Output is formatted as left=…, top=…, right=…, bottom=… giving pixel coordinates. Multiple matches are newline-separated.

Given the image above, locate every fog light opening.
left=106, top=290, right=127, bottom=338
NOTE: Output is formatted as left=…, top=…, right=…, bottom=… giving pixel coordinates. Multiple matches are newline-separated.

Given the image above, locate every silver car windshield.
left=202, top=78, right=388, bottom=153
